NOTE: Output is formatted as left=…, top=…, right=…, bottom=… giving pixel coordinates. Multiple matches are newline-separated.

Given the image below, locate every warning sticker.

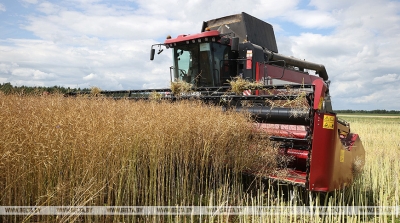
left=323, top=115, right=335, bottom=130
left=340, top=149, right=345, bottom=163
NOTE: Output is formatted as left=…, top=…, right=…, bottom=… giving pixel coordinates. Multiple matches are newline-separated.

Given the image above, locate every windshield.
left=172, top=43, right=232, bottom=87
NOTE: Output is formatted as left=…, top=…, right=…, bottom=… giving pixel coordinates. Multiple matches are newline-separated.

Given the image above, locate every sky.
left=0, top=0, right=400, bottom=110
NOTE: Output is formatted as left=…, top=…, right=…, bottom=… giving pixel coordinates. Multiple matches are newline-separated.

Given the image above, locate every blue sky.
left=1, top=0, right=400, bottom=110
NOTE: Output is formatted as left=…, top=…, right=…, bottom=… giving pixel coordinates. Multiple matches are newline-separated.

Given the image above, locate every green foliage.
left=0, top=82, right=90, bottom=95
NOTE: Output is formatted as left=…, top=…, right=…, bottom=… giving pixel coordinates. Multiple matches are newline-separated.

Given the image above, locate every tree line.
left=0, top=82, right=90, bottom=95
left=334, top=109, right=400, bottom=114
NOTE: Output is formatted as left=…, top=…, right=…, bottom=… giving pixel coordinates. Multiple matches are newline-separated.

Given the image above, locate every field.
left=0, top=94, right=399, bottom=222
left=339, top=113, right=400, bottom=118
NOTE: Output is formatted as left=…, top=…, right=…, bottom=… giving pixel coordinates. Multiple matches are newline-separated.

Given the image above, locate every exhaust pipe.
left=265, top=50, right=329, bottom=81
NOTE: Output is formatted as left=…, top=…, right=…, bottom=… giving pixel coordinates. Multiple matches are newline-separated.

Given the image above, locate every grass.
left=0, top=94, right=399, bottom=222
left=0, top=94, right=277, bottom=222
left=228, top=77, right=264, bottom=95
left=170, top=80, right=193, bottom=95
left=336, top=115, right=400, bottom=221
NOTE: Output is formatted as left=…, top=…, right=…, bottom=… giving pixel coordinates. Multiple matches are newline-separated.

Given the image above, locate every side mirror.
left=150, top=48, right=155, bottom=60
left=231, top=37, right=239, bottom=52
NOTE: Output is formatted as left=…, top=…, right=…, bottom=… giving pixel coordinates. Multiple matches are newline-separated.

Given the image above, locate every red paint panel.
left=164, top=30, right=220, bottom=44
left=264, top=64, right=321, bottom=84
left=246, top=58, right=252, bottom=69
left=286, top=149, right=309, bottom=159
left=254, top=123, right=307, bottom=138
left=342, top=133, right=359, bottom=151
left=308, top=113, right=336, bottom=192
left=312, top=79, right=327, bottom=110
left=278, top=148, right=308, bottom=172
left=258, top=64, right=328, bottom=109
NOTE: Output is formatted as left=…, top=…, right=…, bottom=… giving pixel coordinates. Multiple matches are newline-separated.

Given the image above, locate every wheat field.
left=0, top=94, right=399, bottom=222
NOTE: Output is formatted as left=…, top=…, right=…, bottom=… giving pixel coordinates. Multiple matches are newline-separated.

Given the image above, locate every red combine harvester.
left=72, top=12, right=365, bottom=192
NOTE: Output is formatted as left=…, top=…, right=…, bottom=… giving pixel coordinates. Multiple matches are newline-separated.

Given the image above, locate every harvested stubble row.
left=0, top=94, right=277, bottom=208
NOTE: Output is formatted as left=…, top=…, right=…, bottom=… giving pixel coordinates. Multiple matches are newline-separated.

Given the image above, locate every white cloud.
left=289, top=33, right=355, bottom=59
left=0, top=37, right=171, bottom=90
left=250, top=0, right=299, bottom=19
left=309, top=0, right=352, bottom=11
left=372, top=74, right=399, bottom=84
left=283, top=10, right=339, bottom=29
left=0, top=62, right=18, bottom=74
left=22, top=0, right=39, bottom=4
left=83, top=73, right=96, bottom=80
left=24, top=11, right=194, bottom=42
left=0, top=3, right=6, bottom=12
left=1, top=0, right=400, bottom=110
left=354, top=88, right=400, bottom=107
left=37, top=1, right=62, bottom=14
left=283, top=1, right=400, bottom=110
left=11, top=67, right=55, bottom=79
left=335, top=72, right=361, bottom=82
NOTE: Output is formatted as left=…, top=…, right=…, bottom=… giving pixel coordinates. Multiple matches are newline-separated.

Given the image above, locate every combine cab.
left=73, top=12, right=365, bottom=192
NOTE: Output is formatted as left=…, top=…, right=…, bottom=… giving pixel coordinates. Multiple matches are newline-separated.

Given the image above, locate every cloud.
left=1, top=0, right=400, bottom=110
left=309, top=0, right=352, bottom=11
left=0, top=3, right=5, bottom=12
left=24, top=10, right=194, bottom=42
left=283, top=10, right=339, bottom=29
left=0, top=37, right=171, bottom=90
left=12, top=67, right=54, bottom=79
left=0, top=61, right=57, bottom=88
left=352, top=87, right=400, bottom=109
left=289, top=33, right=355, bottom=59
left=37, top=1, right=63, bottom=14
left=22, top=0, right=303, bottom=43
left=282, top=0, right=400, bottom=110
left=22, top=0, right=39, bottom=5
left=372, top=74, right=399, bottom=84
left=0, top=62, right=17, bottom=74
left=1, top=62, right=55, bottom=80
left=83, top=73, right=96, bottom=81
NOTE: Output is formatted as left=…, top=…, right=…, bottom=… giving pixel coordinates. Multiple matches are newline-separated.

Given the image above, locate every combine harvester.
left=72, top=12, right=365, bottom=192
